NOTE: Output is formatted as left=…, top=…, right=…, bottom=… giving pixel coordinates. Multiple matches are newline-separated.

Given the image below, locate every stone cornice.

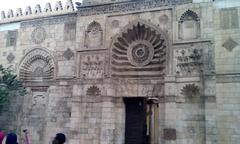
left=77, top=0, right=192, bottom=16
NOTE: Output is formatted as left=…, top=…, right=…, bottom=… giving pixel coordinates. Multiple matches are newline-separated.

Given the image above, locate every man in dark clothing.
left=52, top=133, right=66, bottom=144
left=6, top=133, right=18, bottom=144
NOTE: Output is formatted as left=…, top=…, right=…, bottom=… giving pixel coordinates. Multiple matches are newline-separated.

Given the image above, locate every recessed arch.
left=18, top=48, right=56, bottom=81
left=178, top=9, right=200, bottom=40
left=110, top=19, right=170, bottom=78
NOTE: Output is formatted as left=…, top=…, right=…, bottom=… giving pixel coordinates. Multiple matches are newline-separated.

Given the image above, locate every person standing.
left=0, top=131, right=5, bottom=144
left=6, top=133, right=18, bottom=144
left=52, top=133, right=66, bottom=144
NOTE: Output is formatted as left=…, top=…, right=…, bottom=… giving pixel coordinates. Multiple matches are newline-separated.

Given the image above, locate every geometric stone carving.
left=222, top=37, right=238, bottom=51
left=84, top=21, right=103, bottom=48
left=179, top=9, right=200, bottom=40
left=19, top=48, right=55, bottom=81
left=111, top=20, right=168, bottom=78
left=163, top=128, right=176, bottom=140
left=86, top=85, right=101, bottom=96
left=31, top=27, right=46, bottom=44
left=181, top=83, right=200, bottom=97
left=64, top=22, right=76, bottom=41
left=7, top=53, right=15, bottom=63
left=80, top=53, right=105, bottom=79
left=63, top=48, right=74, bottom=60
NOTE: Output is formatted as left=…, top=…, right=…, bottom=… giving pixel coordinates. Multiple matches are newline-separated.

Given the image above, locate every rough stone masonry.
left=0, top=0, right=239, bottom=144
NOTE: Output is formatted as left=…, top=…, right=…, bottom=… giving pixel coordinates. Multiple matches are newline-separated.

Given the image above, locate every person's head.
left=6, top=133, right=18, bottom=144
left=0, top=131, right=5, bottom=144
left=52, top=133, right=66, bottom=144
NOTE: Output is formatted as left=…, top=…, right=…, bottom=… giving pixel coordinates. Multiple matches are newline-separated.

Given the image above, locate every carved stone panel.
left=31, top=27, right=47, bottom=44
left=86, top=85, right=101, bottom=96
left=79, top=53, right=105, bottom=79
left=84, top=21, right=103, bottom=48
left=222, top=37, right=238, bottom=51
left=7, top=53, right=15, bottom=63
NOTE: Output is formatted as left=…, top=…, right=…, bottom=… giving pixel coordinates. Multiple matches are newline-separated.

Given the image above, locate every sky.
left=0, top=0, right=82, bottom=12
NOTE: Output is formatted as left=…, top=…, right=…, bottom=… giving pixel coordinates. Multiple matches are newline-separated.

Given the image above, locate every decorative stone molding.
left=77, top=0, right=192, bottom=16
left=21, top=14, right=76, bottom=28
left=111, top=19, right=169, bottom=78
left=0, top=0, right=75, bottom=24
left=19, top=48, right=55, bottom=81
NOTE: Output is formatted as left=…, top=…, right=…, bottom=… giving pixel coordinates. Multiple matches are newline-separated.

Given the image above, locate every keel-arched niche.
left=111, top=19, right=169, bottom=78
left=19, top=48, right=55, bottom=81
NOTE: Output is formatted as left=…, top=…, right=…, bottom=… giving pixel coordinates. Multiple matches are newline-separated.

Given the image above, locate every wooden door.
left=124, top=98, right=147, bottom=144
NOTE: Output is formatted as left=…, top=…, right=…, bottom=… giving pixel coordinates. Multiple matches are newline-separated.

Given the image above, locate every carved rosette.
left=111, top=21, right=168, bottom=78
left=19, top=48, right=55, bottom=81
left=31, top=27, right=47, bottom=44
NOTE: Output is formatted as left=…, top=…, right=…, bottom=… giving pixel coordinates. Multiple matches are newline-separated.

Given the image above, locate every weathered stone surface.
left=0, top=0, right=239, bottom=144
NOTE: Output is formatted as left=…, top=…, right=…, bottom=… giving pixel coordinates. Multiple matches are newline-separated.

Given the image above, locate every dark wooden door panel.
left=125, top=98, right=145, bottom=144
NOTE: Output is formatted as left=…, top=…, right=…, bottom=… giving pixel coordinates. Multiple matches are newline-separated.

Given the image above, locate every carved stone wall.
left=0, top=1, right=238, bottom=144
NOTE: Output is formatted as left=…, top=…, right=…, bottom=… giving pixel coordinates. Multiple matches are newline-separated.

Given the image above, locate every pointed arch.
left=18, top=48, right=56, bottom=81
left=179, top=9, right=199, bottom=23
left=178, top=9, right=200, bottom=40
left=84, top=21, right=103, bottom=48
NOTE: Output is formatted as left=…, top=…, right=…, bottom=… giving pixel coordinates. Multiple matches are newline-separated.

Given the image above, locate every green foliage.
left=0, top=65, right=27, bottom=110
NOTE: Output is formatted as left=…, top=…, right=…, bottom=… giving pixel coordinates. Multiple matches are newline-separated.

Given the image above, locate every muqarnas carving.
left=178, top=9, right=200, bottom=40
left=84, top=21, right=103, bottom=48
left=86, top=85, right=101, bottom=96
left=80, top=53, right=105, bottom=79
left=176, top=48, right=203, bottom=75
left=19, top=48, right=55, bottom=81
left=181, top=83, right=200, bottom=98
left=111, top=20, right=168, bottom=78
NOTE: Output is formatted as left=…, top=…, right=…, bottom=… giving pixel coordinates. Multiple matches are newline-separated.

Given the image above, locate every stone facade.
left=0, top=0, right=239, bottom=144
